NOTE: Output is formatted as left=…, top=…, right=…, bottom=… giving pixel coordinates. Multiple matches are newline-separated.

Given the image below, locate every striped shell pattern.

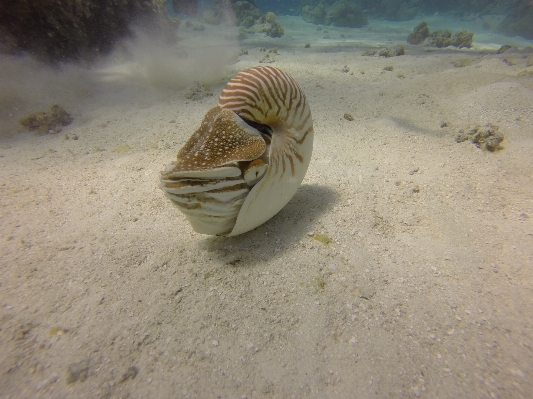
left=160, top=66, right=314, bottom=236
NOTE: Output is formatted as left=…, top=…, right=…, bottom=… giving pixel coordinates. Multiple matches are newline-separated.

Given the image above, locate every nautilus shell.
left=159, top=66, right=314, bottom=236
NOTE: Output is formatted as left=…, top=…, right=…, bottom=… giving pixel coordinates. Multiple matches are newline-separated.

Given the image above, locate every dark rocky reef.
left=0, top=0, right=178, bottom=63
left=202, top=0, right=260, bottom=26
left=202, top=0, right=284, bottom=38
left=358, top=0, right=419, bottom=21
left=326, top=0, right=368, bottom=28
left=301, top=0, right=533, bottom=40
left=498, top=3, right=533, bottom=40
left=301, top=0, right=368, bottom=28
left=301, top=3, right=327, bottom=25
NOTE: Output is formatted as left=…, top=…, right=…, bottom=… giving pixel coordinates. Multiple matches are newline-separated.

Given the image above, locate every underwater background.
left=1, top=1, right=532, bottom=398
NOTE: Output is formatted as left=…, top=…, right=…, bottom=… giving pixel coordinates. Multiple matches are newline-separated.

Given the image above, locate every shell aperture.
left=160, top=66, right=314, bottom=236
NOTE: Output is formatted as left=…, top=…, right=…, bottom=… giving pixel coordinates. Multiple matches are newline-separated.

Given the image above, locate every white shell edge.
left=226, top=130, right=314, bottom=236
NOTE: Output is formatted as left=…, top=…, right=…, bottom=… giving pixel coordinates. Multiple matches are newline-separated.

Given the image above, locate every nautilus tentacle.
left=160, top=66, right=314, bottom=236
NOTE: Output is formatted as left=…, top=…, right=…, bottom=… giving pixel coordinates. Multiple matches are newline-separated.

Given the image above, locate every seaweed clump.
left=407, top=21, right=473, bottom=48
left=258, top=12, right=284, bottom=38
left=362, top=46, right=404, bottom=57
left=455, top=124, right=504, bottom=152
left=451, top=30, right=474, bottom=48
left=19, top=105, right=73, bottom=134
left=428, top=29, right=453, bottom=47
left=426, top=29, right=473, bottom=48
left=407, top=21, right=429, bottom=45
left=379, top=46, right=404, bottom=57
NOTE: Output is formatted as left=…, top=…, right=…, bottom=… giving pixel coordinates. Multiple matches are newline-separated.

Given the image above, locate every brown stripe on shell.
left=219, top=66, right=308, bottom=122
left=218, top=66, right=312, bottom=177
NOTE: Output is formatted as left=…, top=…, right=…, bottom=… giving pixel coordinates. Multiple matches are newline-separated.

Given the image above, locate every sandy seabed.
left=1, top=15, right=533, bottom=399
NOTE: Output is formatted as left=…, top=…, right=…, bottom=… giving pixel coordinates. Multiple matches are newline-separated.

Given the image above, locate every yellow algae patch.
left=312, top=233, right=333, bottom=245
left=49, top=326, right=68, bottom=336
left=112, top=144, right=131, bottom=153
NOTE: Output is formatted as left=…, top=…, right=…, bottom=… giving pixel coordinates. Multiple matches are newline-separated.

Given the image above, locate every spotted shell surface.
left=160, top=66, right=314, bottom=236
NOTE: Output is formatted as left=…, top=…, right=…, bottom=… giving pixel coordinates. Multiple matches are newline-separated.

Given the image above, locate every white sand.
left=1, top=15, right=532, bottom=398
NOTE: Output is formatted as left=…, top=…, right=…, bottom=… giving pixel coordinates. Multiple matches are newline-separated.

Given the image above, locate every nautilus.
left=159, top=66, right=314, bottom=236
